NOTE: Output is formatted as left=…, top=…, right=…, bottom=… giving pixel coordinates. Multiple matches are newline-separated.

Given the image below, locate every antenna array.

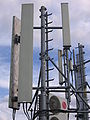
left=8, top=3, right=90, bottom=120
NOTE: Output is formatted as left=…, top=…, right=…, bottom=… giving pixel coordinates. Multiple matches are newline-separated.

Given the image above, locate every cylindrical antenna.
left=58, top=50, right=63, bottom=85
left=61, top=3, right=71, bottom=48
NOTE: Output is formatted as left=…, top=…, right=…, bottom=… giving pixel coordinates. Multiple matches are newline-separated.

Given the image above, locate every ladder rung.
left=46, top=21, right=53, bottom=25
left=46, top=48, right=53, bottom=52
left=77, top=74, right=87, bottom=78
left=75, top=45, right=84, bottom=49
left=51, top=58, right=54, bottom=60
left=45, top=13, right=52, bottom=17
left=76, top=53, right=85, bottom=56
left=46, top=58, right=54, bottom=61
left=45, top=78, right=54, bottom=82
left=46, top=68, right=54, bottom=71
left=83, top=74, right=87, bottom=77
left=45, top=39, right=53, bottom=42
left=45, top=30, right=53, bottom=33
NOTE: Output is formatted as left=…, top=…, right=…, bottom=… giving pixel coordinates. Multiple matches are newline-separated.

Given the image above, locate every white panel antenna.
left=61, top=3, right=71, bottom=48
left=58, top=50, right=63, bottom=85
left=9, top=16, right=21, bottom=109
left=18, top=4, right=34, bottom=103
left=49, top=94, right=67, bottom=120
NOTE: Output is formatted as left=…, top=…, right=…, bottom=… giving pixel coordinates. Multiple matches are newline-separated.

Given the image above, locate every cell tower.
left=9, top=3, right=90, bottom=120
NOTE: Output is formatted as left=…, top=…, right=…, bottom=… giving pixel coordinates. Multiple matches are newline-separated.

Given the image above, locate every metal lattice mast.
left=76, top=43, right=88, bottom=120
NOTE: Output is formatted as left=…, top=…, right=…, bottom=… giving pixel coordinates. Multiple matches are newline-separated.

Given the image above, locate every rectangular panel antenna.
left=58, top=50, right=63, bottom=85
left=18, top=4, right=33, bottom=103
left=9, top=16, right=21, bottom=109
left=61, top=3, right=71, bottom=48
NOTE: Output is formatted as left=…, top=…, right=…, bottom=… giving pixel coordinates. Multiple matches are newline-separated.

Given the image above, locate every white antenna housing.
left=18, top=4, right=34, bottom=103
left=9, top=16, right=20, bottom=109
left=58, top=50, right=63, bottom=85
left=61, top=3, right=71, bottom=48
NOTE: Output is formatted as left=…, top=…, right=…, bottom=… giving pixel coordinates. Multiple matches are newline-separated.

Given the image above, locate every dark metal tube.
left=33, top=26, right=62, bottom=29
left=33, top=86, right=69, bottom=90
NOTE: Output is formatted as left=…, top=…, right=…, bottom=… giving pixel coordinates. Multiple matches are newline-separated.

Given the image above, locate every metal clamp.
left=14, top=34, right=20, bottom=44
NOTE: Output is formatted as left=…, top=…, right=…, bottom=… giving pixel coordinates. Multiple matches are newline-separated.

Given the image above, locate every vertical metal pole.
left=81, top=48, right=89, bottom=120
left=40, top=6, right=47, bottom=120
left=73, top=49, right=78, bottom=118
left=66, top=49, right=70, bottom=120
left=76, top=45, right=83, bottom=120
left=63, top=49, right=67, bottom=97
left=73, top=49, right=77, bottom=89
left=12, top=109, right=16, bottom=120
left=46, top=12, right=49, bottom=120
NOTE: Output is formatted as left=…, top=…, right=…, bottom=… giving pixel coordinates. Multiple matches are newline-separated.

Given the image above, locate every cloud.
left=0, top=96, right=11, bottom=120
left=69, top=0, right=90, bottom=48
left=0, top=79, right=9, bottom=89
left=0, top=0, right=20, bottom=46
left=0, top=0, right=90, bottom=48
left=0, top=46, right=10, bottom=90
left=0, top=95, right=29, bottom=120
left=0, top=63, right=10, bottom=89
